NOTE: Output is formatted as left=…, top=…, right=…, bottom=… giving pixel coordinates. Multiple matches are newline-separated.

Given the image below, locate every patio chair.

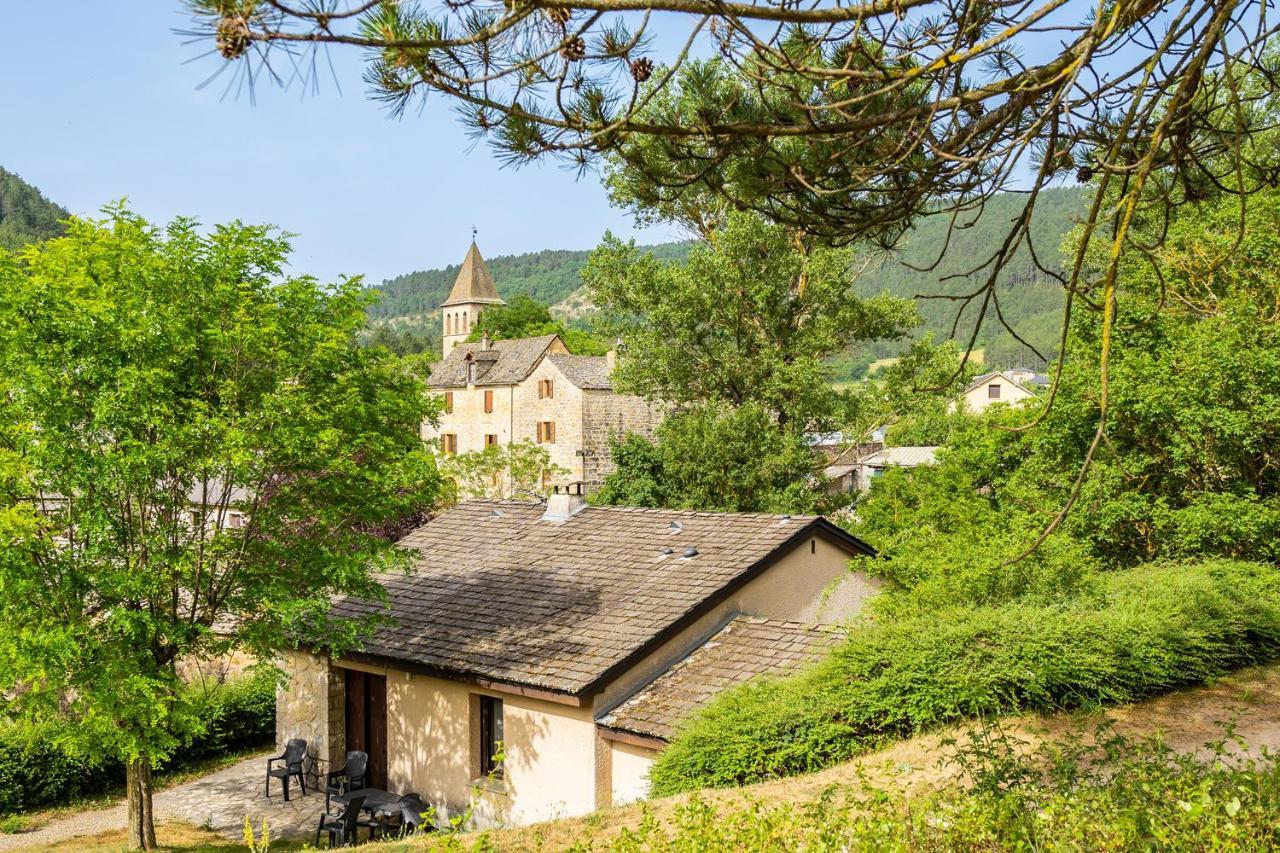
left=324, top=750, right=369, bottom=813
left=265, top=738, right=308, bottom=801
left=315, top=793, right=366, bottom=848
left=399, top=793, right=434, bottom=836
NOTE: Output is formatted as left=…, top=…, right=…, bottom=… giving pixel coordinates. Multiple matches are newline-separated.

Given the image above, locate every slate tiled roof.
left=548, top=353, right=614, bottom=390
left=597, top=617, right=843, bottom=741
left=331, top=501, right=872, bottom=696
left=859, top=446, right=939, bottom=468
left=428, top=334, right=560, bottom=388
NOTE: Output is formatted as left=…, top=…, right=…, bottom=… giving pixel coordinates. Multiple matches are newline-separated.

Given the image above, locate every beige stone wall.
left=608, top=740, right=658, bottom=805
left=593, top=535, right=880, bottom=714
left=511, top=358, right=586, bottom=486
left=275, top=650, right=344, bottom=784
left=581, top=390, right=664, bottom=489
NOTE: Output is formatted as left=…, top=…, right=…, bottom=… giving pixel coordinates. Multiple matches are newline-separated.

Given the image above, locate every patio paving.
left=0, top=752, right=333, bottom=850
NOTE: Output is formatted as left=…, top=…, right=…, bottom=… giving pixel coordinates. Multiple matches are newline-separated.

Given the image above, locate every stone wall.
left=275, top=649, right=344, bottom=786
left=581, top=391, right=664, bottom=489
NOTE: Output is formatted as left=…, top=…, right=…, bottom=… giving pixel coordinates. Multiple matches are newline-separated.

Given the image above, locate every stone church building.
left=424, top=243, right=661, bottom=491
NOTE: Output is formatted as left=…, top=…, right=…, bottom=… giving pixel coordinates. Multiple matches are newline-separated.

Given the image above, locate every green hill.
left=0, top=167, right=68, bottom=251
left=369, top=188, right=1087, bottom=367
left=368, top=243, right=692, bottom=323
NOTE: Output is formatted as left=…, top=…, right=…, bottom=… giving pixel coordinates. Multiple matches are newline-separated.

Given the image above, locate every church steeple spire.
left=442, top=239, right=505, bottom=356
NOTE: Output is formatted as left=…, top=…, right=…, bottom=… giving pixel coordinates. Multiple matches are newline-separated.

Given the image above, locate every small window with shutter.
left=485, top=434, right=498, bottom=448
left=537, top=421, right=556, bottom=444
left=441, top=434, right=458, bottom=454
left=484, top=389, right=494, bottom=413
left=988, top=383, right=1002, bottom=400
left=443, top=391, right=453, bottom=414
left=538, top=379, right=554, bottom=399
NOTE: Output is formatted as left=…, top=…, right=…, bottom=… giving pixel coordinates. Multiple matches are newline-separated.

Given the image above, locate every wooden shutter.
left=443, top=391, right=453, bottom=414
left=484, top=390, right=494, bottom=413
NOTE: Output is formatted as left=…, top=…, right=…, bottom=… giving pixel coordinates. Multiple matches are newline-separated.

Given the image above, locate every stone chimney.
left=542, top=483, right=587, bottom=522
left=482, top=331, right=492, bottom=351
left=605, top=349, right=617, bottom=372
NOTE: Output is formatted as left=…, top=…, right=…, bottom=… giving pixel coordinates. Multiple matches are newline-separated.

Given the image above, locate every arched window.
left=463, top=310, right=468, bottom=332
left=446, top=314, right=452, bottom=335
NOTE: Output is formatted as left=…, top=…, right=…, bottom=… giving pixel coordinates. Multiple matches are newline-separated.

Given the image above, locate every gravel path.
left=0, top=753, right=328, bottom=850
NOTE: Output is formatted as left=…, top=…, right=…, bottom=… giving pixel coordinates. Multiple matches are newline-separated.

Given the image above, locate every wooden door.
left=344, top=669, right=388, bottom=789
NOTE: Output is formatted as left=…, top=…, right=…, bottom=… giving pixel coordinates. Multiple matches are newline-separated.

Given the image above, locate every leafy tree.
left=462, top=294, right=609, bottom=355
left=0, top=207, right=443, bottom=849
left=595, top=402, right=830, bottom=514
left=586, top=212, right=916, bottom=433
left=439, top=440, right=568, bottom=500
left=852, top=186, right=1280, bottom=578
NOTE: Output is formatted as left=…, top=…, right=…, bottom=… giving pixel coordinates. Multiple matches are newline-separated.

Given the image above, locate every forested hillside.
left=371, top=190, right=1084, bottom=367
left=0, top=167, right=67, bottom=251
left=368, top=243, right=692, bottom=322
left=855, top=186, right=1087, bottom=368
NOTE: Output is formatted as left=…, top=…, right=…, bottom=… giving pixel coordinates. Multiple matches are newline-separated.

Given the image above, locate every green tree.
left=0, top=167, right=67, bottom=251
left=439, top=440, right=568, bottom=500
left=0, top=207, right=443, bottom=849
left=595, top=402, right=829, bottom=514
left=586, top=212, right=916, bottom=433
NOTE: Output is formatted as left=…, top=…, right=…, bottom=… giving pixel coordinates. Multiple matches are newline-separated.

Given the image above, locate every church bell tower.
left=441, top=240, right=505, bottom=356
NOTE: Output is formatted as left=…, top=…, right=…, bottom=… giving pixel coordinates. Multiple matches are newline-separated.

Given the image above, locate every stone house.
left=276, top=495, right=878, bottom=826
left=424, top=244, right=661, bottom=491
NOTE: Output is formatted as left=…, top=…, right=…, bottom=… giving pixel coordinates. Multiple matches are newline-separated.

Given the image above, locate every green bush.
left=0, top=669, right=275, bottom=815
left=649, top=560, right=1280, bottom=794
left=569, top=725, right=1280, bottom=851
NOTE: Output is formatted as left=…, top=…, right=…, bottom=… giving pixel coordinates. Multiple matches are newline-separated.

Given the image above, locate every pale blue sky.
left=0, top=3, right=681, bottom=284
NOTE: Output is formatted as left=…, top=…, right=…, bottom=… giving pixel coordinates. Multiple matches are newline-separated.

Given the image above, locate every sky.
left=0, top=3, right=682, bottom=284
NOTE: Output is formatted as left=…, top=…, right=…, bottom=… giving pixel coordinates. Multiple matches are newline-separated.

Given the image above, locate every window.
left=485, top=434, right=498, bottom=447
left=988, top=383, right=1002, bottom=400
left=484, top=389, right=494, bottom=413
left=478, top=695, right=503, bottom=778
left=441, top=434, right=458, bottom=454
left=536, top=421, right=556, bottom=444
left=227, top=513, right=243, bottom=530
left=466, top=361, right=476, bottom=385
left=463, top=311, right=468, bottom=332
left=538, top=379, right=554, bottom=399
left=443, top=391, right=453, bottom=414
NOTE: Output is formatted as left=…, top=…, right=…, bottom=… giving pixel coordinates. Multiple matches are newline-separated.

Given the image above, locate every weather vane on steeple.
left=472, top=224, right=477, bottom=243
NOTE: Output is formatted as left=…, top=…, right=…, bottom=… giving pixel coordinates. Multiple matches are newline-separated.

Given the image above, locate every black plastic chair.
left=399, top=793, right=434, bottom=836
left=266, top=738, right=308, bottom=801
left=324, top=750, right=369, bottom=813
left=316, top=793, right=366, bottom=848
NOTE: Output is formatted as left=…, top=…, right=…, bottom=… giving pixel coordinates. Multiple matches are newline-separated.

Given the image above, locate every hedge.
left=649, top=559, right=1280, bottom=795
left=0, top=669, right=276, bottom=815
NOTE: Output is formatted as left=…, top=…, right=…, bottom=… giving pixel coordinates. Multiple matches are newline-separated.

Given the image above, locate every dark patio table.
left=334, top=788, right=402, bottom=838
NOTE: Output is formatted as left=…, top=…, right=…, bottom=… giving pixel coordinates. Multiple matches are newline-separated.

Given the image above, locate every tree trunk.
left=126, top=758, right=157, bottom=850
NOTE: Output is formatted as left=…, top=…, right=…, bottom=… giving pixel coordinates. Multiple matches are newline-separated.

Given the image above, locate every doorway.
left=343, top=668, right=388, bottom=789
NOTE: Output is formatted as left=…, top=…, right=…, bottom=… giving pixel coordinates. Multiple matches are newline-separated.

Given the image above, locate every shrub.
left=0, top=669, right=275, bottom=815
left=571, top=726, right=1280, bottom=851
left=649, top=560, right=1280, bottom=794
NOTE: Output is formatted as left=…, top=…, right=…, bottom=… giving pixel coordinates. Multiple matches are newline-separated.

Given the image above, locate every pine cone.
left=545, top=7, right=571, bottom=27
left=560, top=36, right=586, bottom=62
left=216, top=15, right=251, bottom=61
left=964, top=100, right=984, bottom=119
left=630, top=57, right=653, bottom=83
left=1076, top=165, right=1094, bottom=184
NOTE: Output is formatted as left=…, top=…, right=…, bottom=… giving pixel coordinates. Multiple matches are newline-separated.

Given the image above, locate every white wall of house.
left=608, top=739, right=658, bottom=805
left=953, top=375, right=1036, bottom=414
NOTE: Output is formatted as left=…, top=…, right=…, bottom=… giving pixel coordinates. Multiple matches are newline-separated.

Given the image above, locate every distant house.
left=276, top=496, right=878, bottom=826
left=847, top=445, right=939, bottom=493
left=951, top=368, right=1048, bottom=414
left=424, top=243, right=662, bottom=491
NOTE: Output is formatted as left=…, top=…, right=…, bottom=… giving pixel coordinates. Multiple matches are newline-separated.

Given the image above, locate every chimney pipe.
left=542, top=483, right=587, bottom=522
